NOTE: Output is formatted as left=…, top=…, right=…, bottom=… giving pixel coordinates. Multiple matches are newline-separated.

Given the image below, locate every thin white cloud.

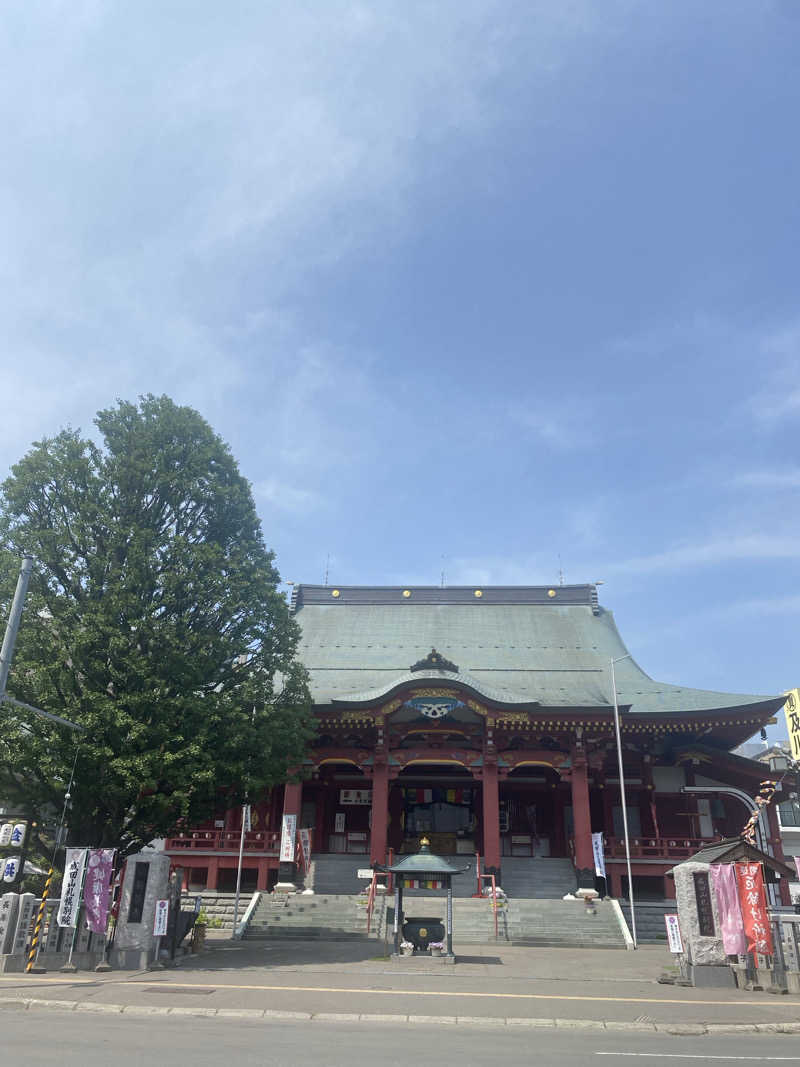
left=607, top=535, right=800, bottom=576
left=254, top=479, right=325, bottom=515
left=731, top=469, right=800, bottom=489
left=751, top=321, right=800, bottom=422
left=511, top=407, right=592, bottom=450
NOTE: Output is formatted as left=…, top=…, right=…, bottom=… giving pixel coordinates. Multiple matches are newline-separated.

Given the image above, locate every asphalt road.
left=3, top=1013, right=800, bottom=1066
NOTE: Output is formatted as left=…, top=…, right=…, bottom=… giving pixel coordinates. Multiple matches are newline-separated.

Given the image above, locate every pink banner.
left=795, top=856, right=800, bottom=883
left=710, top=863, right=746, bottom=956
left=84, top=848, right=115, bottom=934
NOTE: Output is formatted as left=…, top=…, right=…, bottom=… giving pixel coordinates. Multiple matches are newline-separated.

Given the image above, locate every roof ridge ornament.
left=409, top=648, right=460, bottom=674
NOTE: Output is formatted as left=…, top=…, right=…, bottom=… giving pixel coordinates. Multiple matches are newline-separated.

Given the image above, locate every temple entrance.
left=393, top=763, right=477, bottom=856
left=499, top=766, right=568, bottom=859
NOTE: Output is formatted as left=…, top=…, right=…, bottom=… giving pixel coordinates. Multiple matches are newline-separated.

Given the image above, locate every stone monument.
left=110, top=852, right=170, bottom=969
left=672, top=860, right=733, bottom=988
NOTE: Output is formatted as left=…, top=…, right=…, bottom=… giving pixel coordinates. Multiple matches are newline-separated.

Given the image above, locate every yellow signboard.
left=783, top=689, right=800, bottom=762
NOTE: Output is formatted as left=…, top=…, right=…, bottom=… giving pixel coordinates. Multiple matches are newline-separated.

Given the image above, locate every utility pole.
left=0, top=555, right=33, bottom=700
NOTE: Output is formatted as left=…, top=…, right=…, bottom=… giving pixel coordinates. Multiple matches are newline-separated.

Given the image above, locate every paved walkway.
left=1, top=940, right=799, bottom=1034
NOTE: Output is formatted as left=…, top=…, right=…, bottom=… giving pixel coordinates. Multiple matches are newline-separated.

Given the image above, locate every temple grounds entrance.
left=393, top=764, right=478, bottom=856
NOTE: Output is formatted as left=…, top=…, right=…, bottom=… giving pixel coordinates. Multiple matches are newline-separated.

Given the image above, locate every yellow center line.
left=0, top=976, right=795, bottom=1009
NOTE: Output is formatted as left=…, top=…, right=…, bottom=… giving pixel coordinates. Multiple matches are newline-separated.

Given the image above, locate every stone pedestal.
left=110, top=852, right=170, bottom=970
left=0, top=893, right=20, bottom=954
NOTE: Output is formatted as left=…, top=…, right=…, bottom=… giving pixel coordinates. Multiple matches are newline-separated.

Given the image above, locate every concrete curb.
left=0, top=997, right=799, bottom=1034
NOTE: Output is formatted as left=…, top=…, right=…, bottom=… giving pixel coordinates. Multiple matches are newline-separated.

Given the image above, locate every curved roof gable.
left=293, top=584, right=782, bottom=718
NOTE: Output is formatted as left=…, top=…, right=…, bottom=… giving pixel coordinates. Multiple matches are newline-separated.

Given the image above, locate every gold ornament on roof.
left=403, top=589, right=411, bottom=598
left=332, top=589, right=341, bottom=597
left=547, top=589, right=556, bottom=598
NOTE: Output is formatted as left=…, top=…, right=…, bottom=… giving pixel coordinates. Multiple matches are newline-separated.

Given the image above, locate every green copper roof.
left=293, top=584, right=782, bottom=717
left=382, top=841, right=470, bottom=877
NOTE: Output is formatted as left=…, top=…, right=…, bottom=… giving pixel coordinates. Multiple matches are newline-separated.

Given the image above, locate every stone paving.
left=0, top=938, right=798, bottom=1035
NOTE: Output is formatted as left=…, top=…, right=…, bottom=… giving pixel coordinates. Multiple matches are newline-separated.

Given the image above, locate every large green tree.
left=0, top=395, right=312, bottom=855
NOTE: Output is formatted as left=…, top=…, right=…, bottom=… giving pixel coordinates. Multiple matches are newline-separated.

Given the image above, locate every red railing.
left=604, top=835, right=716, bottom=860
left=164, top=830, right=280, bottom=853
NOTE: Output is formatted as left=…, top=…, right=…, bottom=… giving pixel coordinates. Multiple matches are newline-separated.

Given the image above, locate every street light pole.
left=611, top=653, right=637, bottom=949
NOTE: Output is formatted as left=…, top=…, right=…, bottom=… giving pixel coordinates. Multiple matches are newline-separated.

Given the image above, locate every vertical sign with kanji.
left=734, top=862, right=773, bottom=964
left=153, top=899, right=169, bottom=937
left=664, top=913, right=683, bottom=953
left=279, top=814, right=297, bottom=863
left=783, top=689, right=800, bottom=762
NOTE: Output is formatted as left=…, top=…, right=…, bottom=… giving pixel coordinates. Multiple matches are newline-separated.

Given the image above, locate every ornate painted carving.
left=408, top=687, right=461, bottom=698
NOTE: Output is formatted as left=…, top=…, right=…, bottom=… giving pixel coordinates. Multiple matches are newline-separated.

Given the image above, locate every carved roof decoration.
left=410, top=648, right=459, bottom=674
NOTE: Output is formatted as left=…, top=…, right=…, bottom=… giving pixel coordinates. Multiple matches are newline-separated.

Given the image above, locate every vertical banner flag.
left=299, top=828, right=312, bottom=872
left=84, top=849, right=115, bottom=934
left=591, top=832, right=606, bottom=878
left=57, top=848, right=88, bottom=928
left=735, top=862, right=773, bottom=961
left=243, top=804, right=251, bottom=832
left=795, top=857, right=800, bottom=883
left=153, top=899, right=169, bottom=937
left=664, top=914, right=684, bottom=953
left=784, top=689, right=800, bottom=762
left=279, top=814, right=297, bottom=863
left=710, top=864, right=746, bottom=956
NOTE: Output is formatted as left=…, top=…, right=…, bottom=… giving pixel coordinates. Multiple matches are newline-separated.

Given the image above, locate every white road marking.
left=596, top=1055, right=800, bottom=1061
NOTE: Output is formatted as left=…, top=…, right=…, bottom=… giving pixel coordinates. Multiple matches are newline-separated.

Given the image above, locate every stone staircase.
left=500, top=857, right=576, bottom=899
left=620, top=900, right=672, bottom=944
left=246, top=892, right=386, bottom=941
left=506, top=898, right=626, bottom=948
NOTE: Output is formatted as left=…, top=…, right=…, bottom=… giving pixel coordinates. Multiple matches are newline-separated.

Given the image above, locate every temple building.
left=165, top=584, right=790, bottom=903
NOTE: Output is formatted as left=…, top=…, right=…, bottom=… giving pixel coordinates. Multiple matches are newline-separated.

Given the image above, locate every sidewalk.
left=1, top=939, right=799, bottom=1035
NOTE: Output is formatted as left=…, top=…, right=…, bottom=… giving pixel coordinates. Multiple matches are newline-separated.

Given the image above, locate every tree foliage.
left=0, top=395, right=312, bottom=854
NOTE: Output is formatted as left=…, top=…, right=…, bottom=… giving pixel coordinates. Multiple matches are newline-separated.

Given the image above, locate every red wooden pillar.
left=278, top=780, right=303, bottom=887
left=570, top=751, right=594, bottom=890
left=370, top=760, right=390, bottom=865
left=482, top=762, right=501, bottom=876
left=314, top=782, right=327, bottom=856
left=206, top=857, right=219, bottom=891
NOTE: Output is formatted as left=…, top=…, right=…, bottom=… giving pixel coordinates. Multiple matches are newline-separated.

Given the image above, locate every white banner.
left=57, top=848, right=88, bottom=927
left=664, top=913, right=684, bottom=953
left=279, top=814, right=297, bottom=863
left=153, top=899, right=169, bottom=937
left=591, top=832, right=606, bottom=878
left=298, top=828, right=312, bottom=872
left=243, top=804, right=251, bottom=832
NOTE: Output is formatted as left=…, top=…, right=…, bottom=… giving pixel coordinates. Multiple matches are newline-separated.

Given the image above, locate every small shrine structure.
left=376, top=837, right=469, bottom=958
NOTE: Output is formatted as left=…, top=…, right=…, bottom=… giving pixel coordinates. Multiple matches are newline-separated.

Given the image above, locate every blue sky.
left=2, top=2, right=799, bottom=728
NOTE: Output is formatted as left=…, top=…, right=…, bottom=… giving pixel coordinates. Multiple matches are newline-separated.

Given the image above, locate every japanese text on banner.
left=734, top=861, right=773, bottom=961
left=84, top=849, right=115, bottom=934
left=57, top=848, right=88, bottom=928
left=279, top=814, right=297, bottom=863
